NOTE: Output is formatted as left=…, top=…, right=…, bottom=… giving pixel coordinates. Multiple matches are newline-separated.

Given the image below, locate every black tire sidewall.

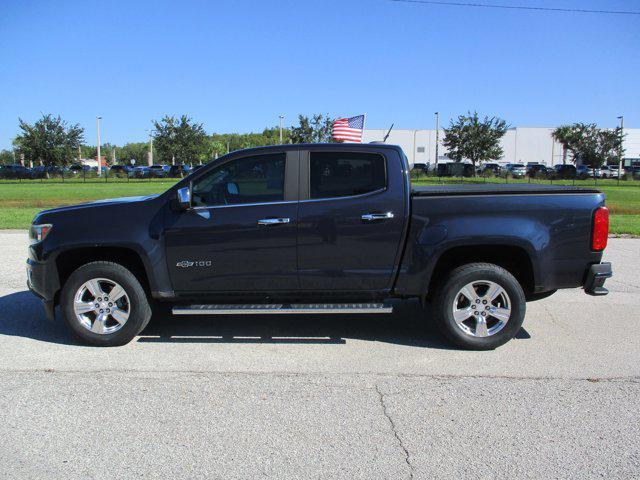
left=436, top=264, right=526, bottom=350
left=60, top=262, right=150, bottom=346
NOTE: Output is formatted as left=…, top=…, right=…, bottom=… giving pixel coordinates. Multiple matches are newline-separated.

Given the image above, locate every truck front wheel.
left=432, top=263, right=526, bottom=350
left=60, top=261, right=152, bottom=346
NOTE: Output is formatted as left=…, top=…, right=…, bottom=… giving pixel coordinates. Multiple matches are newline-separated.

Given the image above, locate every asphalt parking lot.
left=0, top=230, right=638, bottom=479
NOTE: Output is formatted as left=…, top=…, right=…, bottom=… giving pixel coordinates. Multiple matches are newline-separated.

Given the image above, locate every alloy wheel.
left=452, top=280, right=511, bottom=337
left=73, top=278, right=130, bottom=335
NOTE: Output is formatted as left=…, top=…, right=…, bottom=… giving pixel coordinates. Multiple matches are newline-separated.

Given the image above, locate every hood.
left=36, top=194, right=160, bottom=217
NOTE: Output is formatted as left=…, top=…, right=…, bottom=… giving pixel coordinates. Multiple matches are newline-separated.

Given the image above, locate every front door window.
left=192, top=153, right=286, bottom=207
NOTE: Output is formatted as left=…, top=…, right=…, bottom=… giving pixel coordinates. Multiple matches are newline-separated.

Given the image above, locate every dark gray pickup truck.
left=27, top=144, right=612, bottom=349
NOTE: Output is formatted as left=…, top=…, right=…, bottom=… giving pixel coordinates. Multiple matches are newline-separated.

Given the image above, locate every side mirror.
left=176, top=185, right=192, bottom=210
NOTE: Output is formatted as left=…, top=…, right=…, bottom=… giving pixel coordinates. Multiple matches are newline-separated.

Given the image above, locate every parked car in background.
left=437, top=162, right=475, bottom=177
left=411, top=163, right=429, bottom=175
left=577, top=165, right=602, bottom=179
left=129, top=166, right=152, bottom=178
left=32, top=165, right=64, bottom=178
left=506, top=164, right=527, bottom=178
left=600, top=165, right=620, bottom=179
left=0, top=164, right=32, bottom=179
left=69, top=164, right=91, bottom=175
left=168, top=164, right=192, bottom=178
left=480, top=163, right=502, bottom=176
left=553, top=164, right=577, bottom=179
left=149, top=165, right=170, bottom=178
left=625, top=166, right=640, bottom=179
left=109, top=165, right=131, bottom=177
left=527, top=164, right=550, bottom=178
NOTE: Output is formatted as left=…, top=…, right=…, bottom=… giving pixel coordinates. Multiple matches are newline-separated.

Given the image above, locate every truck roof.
left=223, top=143, right=405, bottom=154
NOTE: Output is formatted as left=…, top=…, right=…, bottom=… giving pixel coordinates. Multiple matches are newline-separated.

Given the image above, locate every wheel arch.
left=424, top=244, right=536, bottom=302
left=54, top=246, right=152, bottom=304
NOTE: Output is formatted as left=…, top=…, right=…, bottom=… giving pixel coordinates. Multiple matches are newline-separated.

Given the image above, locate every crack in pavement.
left=375, top=384, right=414, bottom=479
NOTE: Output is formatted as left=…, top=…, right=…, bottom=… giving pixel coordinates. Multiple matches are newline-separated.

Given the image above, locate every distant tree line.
left=442, top=112, right=624, bottom=172
left=0, top=113, right=334, bottom=167
left=0, top=112, right=624, bottom=170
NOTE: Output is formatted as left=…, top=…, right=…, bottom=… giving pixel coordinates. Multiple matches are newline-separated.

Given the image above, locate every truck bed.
left=411, top=184, right=601, bottom=197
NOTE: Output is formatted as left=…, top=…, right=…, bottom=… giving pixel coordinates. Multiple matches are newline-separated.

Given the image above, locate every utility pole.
left=96, top=116, right=102, bottom=176
left=434, top=112, right=440, bottom=168
left=146, top=129, right=154, bottom=166
left=617, top=115, right=624, bottom=180
left=279, top=115, right=284, bottom=143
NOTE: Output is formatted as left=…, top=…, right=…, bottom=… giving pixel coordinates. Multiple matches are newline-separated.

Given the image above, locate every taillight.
left=592, top=207, right=609, bottom=251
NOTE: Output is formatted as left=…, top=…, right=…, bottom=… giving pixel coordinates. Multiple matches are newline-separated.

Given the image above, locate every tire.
left=60, top=261, right=152, bottom=346
left=432, top=263, right=526, bottom=350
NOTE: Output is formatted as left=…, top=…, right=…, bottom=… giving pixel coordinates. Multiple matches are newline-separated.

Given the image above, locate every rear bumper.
left=584, top=262, right=612, bottom=296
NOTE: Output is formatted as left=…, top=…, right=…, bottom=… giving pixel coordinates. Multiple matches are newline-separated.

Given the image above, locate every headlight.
left=30, top=224, right=52, bottom=244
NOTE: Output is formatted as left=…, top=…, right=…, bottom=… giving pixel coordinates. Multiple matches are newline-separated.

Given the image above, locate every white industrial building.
left=362, top=127, right=640, bottom=167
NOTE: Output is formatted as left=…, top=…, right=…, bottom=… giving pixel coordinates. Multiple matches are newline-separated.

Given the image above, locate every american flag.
left=331, top=115, right=365, bottom=143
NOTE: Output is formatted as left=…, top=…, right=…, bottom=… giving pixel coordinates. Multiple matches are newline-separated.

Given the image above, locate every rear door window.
left=309, top=152, right=385, bottom=199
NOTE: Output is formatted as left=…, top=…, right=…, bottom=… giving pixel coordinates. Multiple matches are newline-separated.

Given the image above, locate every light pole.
left=96, top=116, right=102, bottom=176
left=279, top=115, right=284, bottom=143
left=617, top=115, right=624, bottom=180
left=146, top=129, right=155, bottom=166
left=434, top=112, right=440, bottom=168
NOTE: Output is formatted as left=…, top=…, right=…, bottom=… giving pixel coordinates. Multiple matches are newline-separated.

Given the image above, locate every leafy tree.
left=153, top=115, right=208, bottom=164
left=118, top=142, right=149, bottom=166
left=209, top=127, right=292, bottom=157
left=79, top=143, right=116, bottom=165
left=443, top=112, right=508, bottom=173
left=552, top=123, right=624, bottom=168
left=290, top=114, right=335, bottom=143
left=0, top=149, right=14, bottom=165
left=574, top=125, right=623, bottom=168
left=14, top=114, right=84, bottom=166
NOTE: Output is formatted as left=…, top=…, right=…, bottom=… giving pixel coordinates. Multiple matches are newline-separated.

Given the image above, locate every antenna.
left=382, top=123, right=394, bottom=142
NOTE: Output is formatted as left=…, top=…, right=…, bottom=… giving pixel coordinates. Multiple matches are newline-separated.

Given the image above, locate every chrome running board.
left=172, top=303, right=393, bottom=315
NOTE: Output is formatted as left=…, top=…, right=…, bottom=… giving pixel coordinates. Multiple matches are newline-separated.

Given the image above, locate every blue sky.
left=0, top=0, right=638, bottom=149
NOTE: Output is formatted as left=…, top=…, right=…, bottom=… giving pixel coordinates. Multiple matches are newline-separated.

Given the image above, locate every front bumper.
left=26, top=257, right=59, bottom=321
left=584, top=262, right=612, bottom=296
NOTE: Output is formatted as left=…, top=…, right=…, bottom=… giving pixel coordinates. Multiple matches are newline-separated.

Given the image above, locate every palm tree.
left=552, top=125, right=574, bottom=165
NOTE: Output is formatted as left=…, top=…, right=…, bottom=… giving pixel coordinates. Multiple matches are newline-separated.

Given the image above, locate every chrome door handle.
left=258, top=217, right=291, bottom=226
left=361, top=212, right=394, bottom=221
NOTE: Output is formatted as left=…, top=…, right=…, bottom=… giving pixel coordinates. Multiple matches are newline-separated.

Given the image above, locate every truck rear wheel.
left=432, top=263, right=526, bottom=350
left=60, top=261, right=152, bottom=346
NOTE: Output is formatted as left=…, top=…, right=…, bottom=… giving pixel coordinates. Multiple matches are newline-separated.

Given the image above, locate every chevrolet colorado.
left=27, top=144, right=612, bottom=349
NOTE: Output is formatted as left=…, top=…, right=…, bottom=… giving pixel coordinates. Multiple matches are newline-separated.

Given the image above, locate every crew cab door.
left=296, top=148, right=407, bottom=291
left=164, top=151, right=299, bottom=292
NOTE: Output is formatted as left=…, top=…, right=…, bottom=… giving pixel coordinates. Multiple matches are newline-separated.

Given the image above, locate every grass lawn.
left=0, top=178, right=638, bottom=235
left=609, top=215, right=640, bottom=236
